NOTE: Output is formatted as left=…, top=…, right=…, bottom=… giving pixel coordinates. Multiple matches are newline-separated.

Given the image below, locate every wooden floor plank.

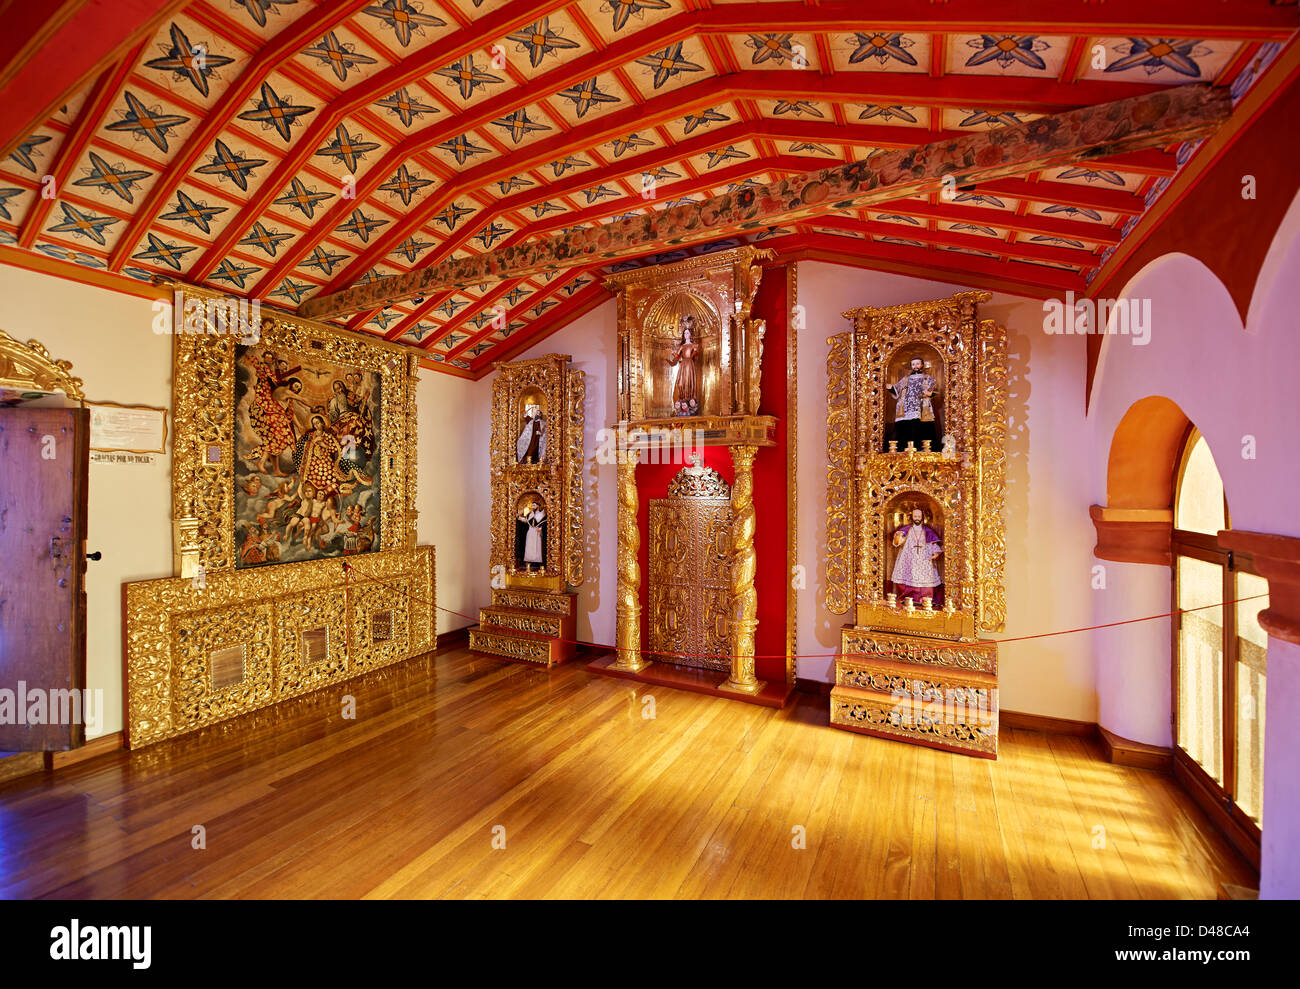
left=0, top=646, right=1256, bottom=899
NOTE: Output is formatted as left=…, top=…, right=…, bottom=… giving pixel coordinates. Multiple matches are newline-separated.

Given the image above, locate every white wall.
left=796, top=262, right=1097, bottom=720
left=415, top=369, right=491, bottom=634
left=0, top=263, right=171, bottom=739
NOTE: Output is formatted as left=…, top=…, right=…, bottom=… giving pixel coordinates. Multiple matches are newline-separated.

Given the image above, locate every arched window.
left=1172, top=428, right=1267, bottom=855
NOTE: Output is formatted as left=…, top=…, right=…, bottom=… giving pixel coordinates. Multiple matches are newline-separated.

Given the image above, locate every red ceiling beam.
left=104, top=0, right=375, bottom=272
left=184, top=0, right=577, bottom=282
left=0, top=0, right=189, bottom=160
left=302, top=84, right=1229, bottom=318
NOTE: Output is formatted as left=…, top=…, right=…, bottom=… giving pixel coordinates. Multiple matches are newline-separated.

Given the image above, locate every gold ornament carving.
left=721, top=445, right=764, bottom=694
left=785, top=261, right=799, bottom=684
left=0, top=329, right=85, bottom=403
left=125, top=545, right=434, bottom=746
left=648, top=493, right=732, bottom=671
left=611, top=448, right=648, bottom=672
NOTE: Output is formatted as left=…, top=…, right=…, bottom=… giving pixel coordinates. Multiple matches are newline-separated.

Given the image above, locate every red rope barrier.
left=338, top=557, right=1268, bottom=664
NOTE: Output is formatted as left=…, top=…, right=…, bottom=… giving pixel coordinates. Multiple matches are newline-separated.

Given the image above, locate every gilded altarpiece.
left=124, top=286, right=433, bottom=747
left=825, top=292, right=1007, bottom=758
left=469, top=353, right=585, bottom=667
left=601, top=247, right=782, bottom=698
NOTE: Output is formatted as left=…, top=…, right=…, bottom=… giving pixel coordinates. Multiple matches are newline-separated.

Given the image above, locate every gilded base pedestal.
left=469, top=588, right=577, bottom=668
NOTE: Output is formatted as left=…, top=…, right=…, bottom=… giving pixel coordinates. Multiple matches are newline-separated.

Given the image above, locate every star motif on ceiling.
left=498, top=175, right=534, bottom=194
left=232, top=0, right=298, bottom=29
left=145, top=23, right=234, bottom=97
left=502, top=285, right=530, bottom=305
left=1043, top=203, right=1103, bottom=221
left=682, top=107, right=728, bottom=133
left=532, top=299, right=557, bottom=316
left=376, top=87, right=439, bottom=127
left=10, top=134, right=51, bottom=172
left=532, top=201, right=563, bottom=218
left=301, top=245, right=350, bottom=274
left=704, top=145, right=749, bottom=168
left=336, top=208, right=389, bottom=241
left=160, top=189, right=227, bottom=233
left=636, top=42, right=704, bottom=88
left=73, top=151, right=150, bottom=202
left=772, top=100, right=822, bottom=117
left=746, top=33, right=799, bottom=65
left=959, top=108, right=1026, bottom=127
left=953, top=192, right=1006, bottom=208
left=601, top=0, right=670, bottom=33
left=47, top=202, right=119, bottom=246
left=404, top=322, right=434, bottom=342
left=434, top=202, right=474, bottom=230
left=305, top=31, right=378, bottom=83
left=1056, top=167, right=1125, bottom=185
left=238, top=81, right=314, bottom=142
left=965, top=35, right=1050, bottom=71
left=239, top=220, right=293, bottom=256
left=208, top=258, right=260, bottom=288
left=557, top=78, right=620, bottom=118
left=583, top=185, right=618, bottom=204
left=274, top=176, right=333, bottom=219
left=789, top=142, right=833, bottom=154
left=846, top=32, right=917, bottom=67
left=434, top=298, right=468, bottom=317
left=363, top=0, right=446, bottom=48
left=133, top=232, right=195, bottom=271
left=561, top=276, right=590, bottom=296
left=104, top=91, right=189, bottom=153
left=270, top=277, right=312, bottom=304
left=491, top=108, right=551, bottom=144
left=438, top=134, right=490, bottom=165
left=391, top=236, right=436, bottom=262
left=378, top=163, right=434, bottom=205
left=196, top=139, right=267, bottom=191
left=475, top=221, right=511, bottom=248
left=315, top=123, right=380, bottom=173
left=1106, top=38, right=1210, bottom=78
left=0, top=187, right=22, bottom=221
left=857, top=104, right=919, bottom=123
left=610, top=133, right=654, bottom=156
left=551, top=155, right=590, bottom=177
left=507, top=18, right=580, bottom=68
left=434, top=54, right=503, bottom=100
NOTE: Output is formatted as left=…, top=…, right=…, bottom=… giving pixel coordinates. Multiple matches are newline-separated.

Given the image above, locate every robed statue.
left=666, top=315, right=701, bottom=417
left=890, top=508, right=943, bottom=606
left=887, top=357, right=939, bottom=450
left=516, top=404, right=546, bottom=463
left=514, top=498, right=547, bottom=571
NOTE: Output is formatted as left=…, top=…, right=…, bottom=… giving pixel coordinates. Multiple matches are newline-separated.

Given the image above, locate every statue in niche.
left=516, top=402, right=546, bottom=463
left=514, top=496, right=547, bottom=571
left=887, top=356, right=939, bottom=451
left=666, top=315, right=701, bottom=417
left=890, top=507, right=943, bottom=607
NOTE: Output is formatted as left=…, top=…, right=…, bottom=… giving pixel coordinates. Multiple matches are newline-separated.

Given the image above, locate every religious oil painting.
left=232, top=341, right=382, bottom=568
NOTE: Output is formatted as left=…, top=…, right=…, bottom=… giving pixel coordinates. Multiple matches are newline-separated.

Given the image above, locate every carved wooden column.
left=611, top=447, right=650, bottom=672
left=721, top=444, right=764, bottom=694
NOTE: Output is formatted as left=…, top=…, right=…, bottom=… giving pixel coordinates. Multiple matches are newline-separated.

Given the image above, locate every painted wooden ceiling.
left=0, top=1, right=1293, bottom=378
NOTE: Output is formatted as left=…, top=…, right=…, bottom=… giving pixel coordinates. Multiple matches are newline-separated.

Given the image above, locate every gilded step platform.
left=468, top=589, right=577, bottom=667
left=829, top=626, right=999, bottom=758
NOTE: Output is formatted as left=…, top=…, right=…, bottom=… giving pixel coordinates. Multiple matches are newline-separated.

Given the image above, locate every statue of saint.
left=666, top=315, right=701, bottom=416
left=514, top=498, right=547, bottom=571
left=890, top=508, right=943, bottom=606
left=887, top=357, right=939, bottom=450
left=516, top=404, right=545, bottom=463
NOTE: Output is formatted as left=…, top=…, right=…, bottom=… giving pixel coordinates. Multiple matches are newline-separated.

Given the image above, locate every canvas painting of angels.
left=232, top=342, right=382, bottom=568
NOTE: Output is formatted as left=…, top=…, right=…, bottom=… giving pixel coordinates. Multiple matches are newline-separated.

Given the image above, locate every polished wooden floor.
left=0, top=644, right=1256, bottom=899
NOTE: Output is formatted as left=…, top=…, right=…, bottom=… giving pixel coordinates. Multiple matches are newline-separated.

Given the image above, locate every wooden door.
left=0, top=406, right=89, bottom=751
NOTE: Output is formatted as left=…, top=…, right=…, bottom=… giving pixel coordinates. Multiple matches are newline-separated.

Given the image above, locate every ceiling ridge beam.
left=301, top=83, right=1229, bottom=318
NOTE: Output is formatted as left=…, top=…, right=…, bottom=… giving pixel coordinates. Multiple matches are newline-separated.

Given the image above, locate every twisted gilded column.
left=721, top=445, right=765, bottom=694
left=610, top=447, right=650, bottom=672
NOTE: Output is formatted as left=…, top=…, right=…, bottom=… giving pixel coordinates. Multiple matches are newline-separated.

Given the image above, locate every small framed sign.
left=87, top=401, right=168, bottom=454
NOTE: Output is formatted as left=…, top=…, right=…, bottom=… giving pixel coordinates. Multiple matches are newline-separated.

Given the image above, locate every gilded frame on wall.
left=170, top=285, right=419, bottom=577
left=825, top=292, right=1007, bottom=636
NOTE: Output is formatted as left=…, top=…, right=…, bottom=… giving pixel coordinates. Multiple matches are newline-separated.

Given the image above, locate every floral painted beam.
left=300, top=84, right=1231, bottom=320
